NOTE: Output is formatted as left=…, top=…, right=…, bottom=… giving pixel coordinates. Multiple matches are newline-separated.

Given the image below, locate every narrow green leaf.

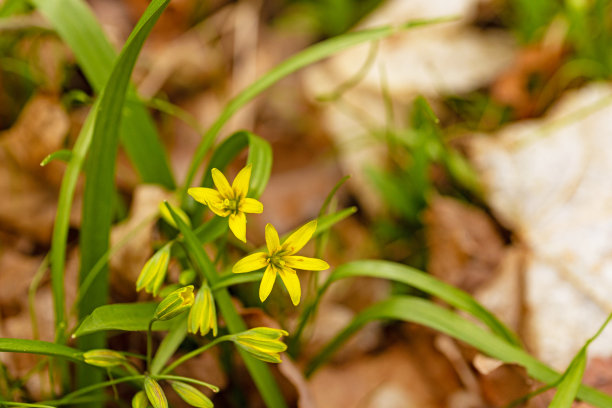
left=0, top=338, right=83, bottom=363
left=549, top=348, right=587, bottom=408
left=306, top=296, right=612, bottom=407
left=74, top=0, right=170, bottom=393
left=324, top=260, right=519, bottom=345
left=50, top=106, right=96, bottom=342
left=40, top=149, right=72, bottom=166
left=150, top=314, right=188, bottom=375
left=165, top=204, right=288, bottom=408
left=73, top=303, right=174, bottom=338
left=182, top=17, right=454, bottom=195
left=549, top=312, right=612, bottom=406
left=31, top=0, right=175, bottom=188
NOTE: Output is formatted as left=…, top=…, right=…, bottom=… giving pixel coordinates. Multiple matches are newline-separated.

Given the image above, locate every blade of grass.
left=549, top=312, right=612, bottom=407
left=31, top=0, right=175, bottom=188
left=150, top=314, right=188, bottom=375
left=76, top=0, right=170, bottom=393
left=165, top=203, right=288, bottom=408
left=0, top=339, right=83, bottom=363
left=305, top=296, right=612, bottom=407
left=181, top=17, right=456, bottom=196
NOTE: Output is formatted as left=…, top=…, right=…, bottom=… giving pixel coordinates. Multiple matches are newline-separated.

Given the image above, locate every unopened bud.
left=232, top=327, right=288, bottom=364
left=159, top=201, right=191, bottom=229
left=154, top=285, right=194, bottom=321
left=188, top=285, right=217, bottom=337
left=170, top=381, right=214, bottom=408
left=83, top=349, right=127, bottom=368
left=132, top=390, right=148, bottom=408
left=144, top=377, right=168, bottom=408
left=136, top=243, right=172, bottom=296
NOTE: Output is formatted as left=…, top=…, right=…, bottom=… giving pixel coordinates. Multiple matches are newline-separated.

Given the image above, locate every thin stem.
left=160, top=335, right=231, bottom=375
left=45, top=375, right=144, bottom=406
left=146, top=319, right=155, bottom=370
left=153, top=375, right=219, bottom=392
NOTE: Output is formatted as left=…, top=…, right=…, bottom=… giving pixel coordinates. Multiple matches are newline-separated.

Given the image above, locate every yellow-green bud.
left=188, top=285, right=218, bottom=337
left=179, top=269, right=197, bottom=285
left=83, top=349, right=127, bottom=368
left=144, top=377, right=168, bottom=408
left=132, top=390, right=149, bottom=408
left=136, top=243, right=172, bottom=296
left=159, top=201, right=191, bottom=230
left=154, top=285, right=194, bottom=321
left=232, top=327, right=288, bottom=364
left=170, top=381, right=214, bottom=408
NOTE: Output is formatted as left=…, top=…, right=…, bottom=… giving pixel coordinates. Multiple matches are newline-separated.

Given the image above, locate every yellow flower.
left=188, top=164, right=263, bottom=243
left=232, top=220, right=329, bottom=305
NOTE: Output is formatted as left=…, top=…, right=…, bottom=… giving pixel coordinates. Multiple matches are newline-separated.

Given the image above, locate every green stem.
left=45, top=375, right=144, bottom=406
left=153, top=375, right=219, bottom=392
left=146, top=319, right=155, bottom=370
left=160, top=335, right=231, bottom=375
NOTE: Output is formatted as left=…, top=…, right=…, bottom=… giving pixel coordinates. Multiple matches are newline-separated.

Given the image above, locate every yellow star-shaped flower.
left=232, top=220, right=329, bottom=305
left=188, top=164, right=263, bottom=242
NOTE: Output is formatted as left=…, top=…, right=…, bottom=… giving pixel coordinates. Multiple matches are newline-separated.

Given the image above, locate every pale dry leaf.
left=470, top=83, right=612, bottom=370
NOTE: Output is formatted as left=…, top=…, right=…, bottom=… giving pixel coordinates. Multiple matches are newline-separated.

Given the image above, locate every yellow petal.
left=265, top=223, right=280, bottom=254
left=211, top=168, right=234, bottom=198
left=232, top=164, right=252, bottom=199
left=233, top=252, right=268, bottom=273
left=229, top=212, right=247, bottom=242
left=208, top=202, right=231, bottom=218
left=278, top=267, right=301, bottom=306
left=259, top=265, right=277, bottom=302
left=239, top=197, right=263, bottom=214
left=282, top=220, right=317, bottom=254
left=284, top=256, right=329, bottom=271
left=188, top=187, right=222, bottom=206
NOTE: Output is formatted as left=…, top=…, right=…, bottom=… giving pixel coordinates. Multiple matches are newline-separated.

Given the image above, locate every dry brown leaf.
left=425, top=196, right=505, bottom=293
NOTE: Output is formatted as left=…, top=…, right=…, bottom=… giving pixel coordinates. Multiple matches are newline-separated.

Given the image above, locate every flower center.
left=268, top=254, right=286, bottom=269
left=223, top=198, right=239, bottom=214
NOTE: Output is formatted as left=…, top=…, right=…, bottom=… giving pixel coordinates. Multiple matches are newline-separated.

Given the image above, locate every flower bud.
left=179, top=269, right=197, bottom=285
left=83, top=349, right=127, bottom=368
left=170, top=381, right=214, bottom=408
left=136, top=243, right=172, bottom=296
left=144, top=377, right=168, bottom=408
left=154, top=285, right=194, bottom=321
left=159, top=201, right=191, bottom=230
left=188, top=285, right=218, bottom=337
left=232, top=327, right=288, bottom=363
left=132, top=390, right=148, bottom=408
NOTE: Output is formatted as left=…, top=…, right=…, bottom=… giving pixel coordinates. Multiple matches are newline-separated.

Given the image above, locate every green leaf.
left=150, top=314, right=188, bottom=375
left=549, top=348, right=587, bottom=408
left=31, top=0, right=175, bottom=188
left=0, top=338, right=83, bottom=363
left=74, top=0, right=170, bottom=392
left=50, top=107, right=96, bottom=342
left=165, top=204, right=288, bottom=408
left=40, top=149, right=72, bottom=166
left=306, top=296, right=612, bottom=408
left=182, top=17, right=455, bottom=195
left=73, top=303, right=174, bottom=337
left=324, top=260, right=519, bottom=345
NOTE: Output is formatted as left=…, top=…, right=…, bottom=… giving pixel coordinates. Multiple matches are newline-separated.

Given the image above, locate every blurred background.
left=3, top=0, right=612, bottom=406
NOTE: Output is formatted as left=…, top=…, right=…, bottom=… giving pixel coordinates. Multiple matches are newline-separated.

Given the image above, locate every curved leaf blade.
left=32, top=0, right=175, bottom=188
left=306, top=296, right=612, bottom=408
left=0, top=338, right=83, bottom=362
left=73, top=303, right=174, bottom=337
left=326, top=260, right=519, bottom=345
